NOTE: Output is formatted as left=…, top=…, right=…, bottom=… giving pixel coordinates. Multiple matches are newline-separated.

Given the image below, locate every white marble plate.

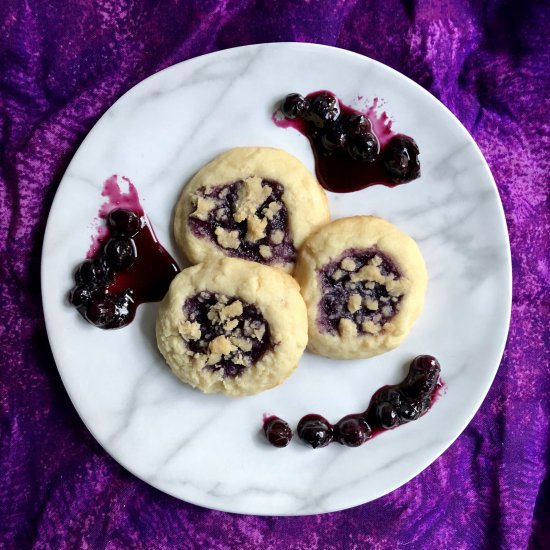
left=41, top=43, right=511, bottom=515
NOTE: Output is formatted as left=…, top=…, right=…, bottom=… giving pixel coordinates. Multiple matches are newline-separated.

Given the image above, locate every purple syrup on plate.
left=264, top=355, right=444, bottom=449
left=69, top=175, right=180, bottom=329
left=274, top=91, right=420, bottom=193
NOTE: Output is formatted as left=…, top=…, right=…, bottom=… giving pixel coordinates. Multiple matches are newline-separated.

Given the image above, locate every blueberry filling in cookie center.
left=188, top=177, right=295, bottom=265
left=182, top=292, right=272, bottom=377
left=317, top=249, right=405, bottom=336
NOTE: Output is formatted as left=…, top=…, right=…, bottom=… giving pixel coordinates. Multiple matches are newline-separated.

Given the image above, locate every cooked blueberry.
left=304, top=93, right=339, bottom=128
left=75, top=260, right=108, bottom=285
left=398, top=400, right=424, bottom=422
left=404, top=355, right=441, bottom=398
left=297, top=414, right=333, bottom=449
left=375, top=388, right=403, bottom=408
left=343, top=114, right=371, bottom=136
left=346, top=132, right=379, bottom=162
left=84, top=299, right=116, bottom=327
left=421, top=396, right=432, bottom=412
left=320, top=123, right=346, bottom=154
left=94, top=261, right=108, bottom=280
left=104, top=292, right=134, bottom=329
left=264, top=417, right=293, bottom=448
left=409, top=354, right=441, bottom=376
left=383, top=135, right=420, bottom=183
left=89, top=285, right=110, bottom=302
left=281, top=93, right=309, bottom=119
left=376, top=402, right=400, bottom=429
left=106, top=311, right=131, bottom=329
left=69, top=285, right=92, bottom=308
left=335, top=414, right=371, bottom=447
left=104, top=238, right=136, bottom=270
left=75, top=261, right=93, bottom=284
left=107, top=209, right=141, bottom=236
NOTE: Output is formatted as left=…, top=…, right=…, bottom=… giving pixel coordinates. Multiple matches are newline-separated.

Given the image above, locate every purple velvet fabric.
left=1, top=0, right=549, bottom=548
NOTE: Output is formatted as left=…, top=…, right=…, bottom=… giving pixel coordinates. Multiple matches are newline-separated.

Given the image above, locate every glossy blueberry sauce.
left=263, top=355, right=444, bottom=449
left=69, top=175, right=180, bottom=329
left=274, top=92, right=420, bottom=193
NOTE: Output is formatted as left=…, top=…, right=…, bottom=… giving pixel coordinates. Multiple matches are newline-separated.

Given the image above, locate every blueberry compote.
left=275, top=91, right=420, bottom=193
left=318, top=248, right=403, bottom=336
left=297, top=414, right=334, bottom=449
left=266, top=355, right=443, bottom=449
left=263, top=416, right=293, bottom=447
left=184, top=291, right=272, bottom=377
left=188, top=178, right=295, bottom=265
left=69, top=178, right=179, bottom=329
left=365, top=355, right=443, bottom=435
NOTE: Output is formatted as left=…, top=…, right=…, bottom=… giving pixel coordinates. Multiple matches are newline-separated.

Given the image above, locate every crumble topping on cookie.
left=182, top=292, right=272, bottom=377
left=262, top=201, right=282, bottom=220
left=271, top=230, right=284, bottom=245
left=259, top=245, right=272, bottom=259
left=347, top=294, right=362, bottom=313
left=361, top=319, right=381, bottom=334
left=246, top=215, right=268, bottom=242
left=338, top=318, right=358, bottom=339
left=191, top=196, right=216, bottom=221
left=233, top=176, right=272, bottom=223
left=178, top=320, right=201, bottom=340
left=340, top=258, right=356, bottom=272
left=188, top=179, right=295, bottom=265
left=365, top=299, right=378, bottom=311
left=209, top=335, right=237, bottom=355
left=215, top=227, right=240, bottom=249
left=220, top=300, right=243, bottom=321
left=318, top=248, right=407, bottom=336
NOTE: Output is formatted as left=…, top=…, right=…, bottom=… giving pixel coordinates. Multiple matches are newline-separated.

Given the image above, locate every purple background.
left=1, top=0, right=549, bottom=548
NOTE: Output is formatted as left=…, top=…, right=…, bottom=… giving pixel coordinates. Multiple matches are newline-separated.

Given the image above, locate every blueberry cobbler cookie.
left=156, top=257, right=308, bottom=396
left=294, top=216, right=427, bottom=359
left=174, top=147, right=330, bottom=272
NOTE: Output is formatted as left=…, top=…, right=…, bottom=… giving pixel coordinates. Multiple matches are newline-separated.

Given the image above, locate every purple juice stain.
left=274, top=91, right=420, bottom=193
left=317, top=248, right=403, bottom=335
left=184, top=291, right=273, bottom=378
left=188, top=179, right=295, bottom=265
left=69, top=175, right=180, bottom=329
left=87, top=175, right=144, bottom=258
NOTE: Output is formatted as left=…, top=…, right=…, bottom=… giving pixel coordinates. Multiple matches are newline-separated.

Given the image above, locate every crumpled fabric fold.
left=1, top=1, right=548, bottom=548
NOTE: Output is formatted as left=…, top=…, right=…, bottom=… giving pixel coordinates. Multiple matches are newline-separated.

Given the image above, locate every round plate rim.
left=41, top=42, right=512, bottom=515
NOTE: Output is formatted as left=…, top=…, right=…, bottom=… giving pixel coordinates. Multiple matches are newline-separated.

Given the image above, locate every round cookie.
left=156, top=257, right=308, bottom=396
left=174, top=147, right=330, bottom=273
left=294, top=216, right=428, bottom=360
